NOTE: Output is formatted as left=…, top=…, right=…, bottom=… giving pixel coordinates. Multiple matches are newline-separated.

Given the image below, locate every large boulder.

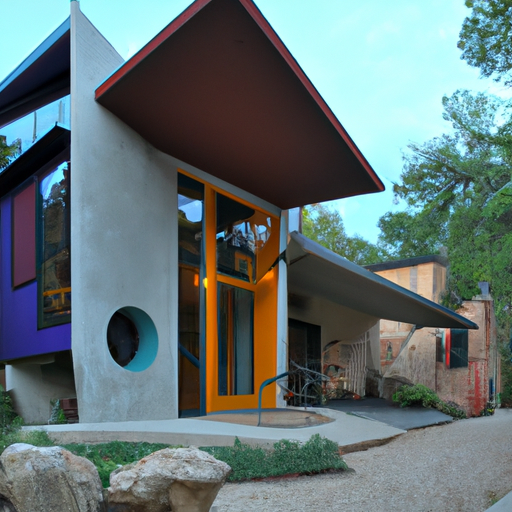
left=108, top=447, right=231, bottom=512
left=0, top=443, right=106, bottom=512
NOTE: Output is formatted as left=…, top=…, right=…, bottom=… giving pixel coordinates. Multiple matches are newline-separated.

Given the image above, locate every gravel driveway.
left=212, top=408, right=512, bottom=512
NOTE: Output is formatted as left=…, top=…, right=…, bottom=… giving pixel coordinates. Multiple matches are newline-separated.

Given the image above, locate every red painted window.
left=12, top=182, right=36, bottom=287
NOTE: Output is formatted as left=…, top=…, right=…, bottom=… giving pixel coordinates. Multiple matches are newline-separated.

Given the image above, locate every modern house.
left=0, top=0, right=477, bottom=425
left=366, top=257, right=499, bottom=415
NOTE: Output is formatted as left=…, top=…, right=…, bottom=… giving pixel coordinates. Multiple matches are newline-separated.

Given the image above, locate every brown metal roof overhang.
left=95, top=0, right=384, bottom=210
left=287, top=232, right=478, bottom=330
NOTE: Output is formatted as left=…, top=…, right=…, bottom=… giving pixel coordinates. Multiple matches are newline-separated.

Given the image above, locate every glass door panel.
left=178, top=172, right=280, bottom=414
left=218, top=283, right=254, bottom=396
left=178, top=174, right=204, bottom=417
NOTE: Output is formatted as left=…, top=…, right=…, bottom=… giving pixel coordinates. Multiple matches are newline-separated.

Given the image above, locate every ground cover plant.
left=0, top=426, right=348, bottom=487
left=202, top=434, right=348, bottom=482
left=392, top=383, right=467, bottom=419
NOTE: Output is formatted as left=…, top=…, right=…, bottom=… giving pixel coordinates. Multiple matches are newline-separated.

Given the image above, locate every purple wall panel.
left=1, top=196, right=71, bottom=360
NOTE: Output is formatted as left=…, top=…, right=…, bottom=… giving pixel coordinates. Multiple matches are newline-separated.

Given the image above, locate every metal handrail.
left=257, top=371, right=290, bottom=426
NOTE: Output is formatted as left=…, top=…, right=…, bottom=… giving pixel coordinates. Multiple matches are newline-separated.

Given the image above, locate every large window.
left=0, top=96, right=70, bottom=163
left=216, top=192, right=275, bottom=284
left=38, top=161, right=71, bottom=328
left=178, top=173, right=204, bottom=416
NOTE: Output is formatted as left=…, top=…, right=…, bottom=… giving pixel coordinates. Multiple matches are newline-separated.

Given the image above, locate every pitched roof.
left=95, top=0, right=384, bottom=209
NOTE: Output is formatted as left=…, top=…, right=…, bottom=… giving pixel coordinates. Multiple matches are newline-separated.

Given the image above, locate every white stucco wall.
left=70, top=4, right=179, bottom=422
left=288, top=294, right=379, bottom=351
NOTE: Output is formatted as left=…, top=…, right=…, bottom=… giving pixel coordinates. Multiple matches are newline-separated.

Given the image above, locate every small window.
left=449, top=329, right=468, bottom=368
left=12, top=181, right=36, bottom=287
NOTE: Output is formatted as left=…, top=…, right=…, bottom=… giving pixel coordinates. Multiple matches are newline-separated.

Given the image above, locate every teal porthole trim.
left=107, top=306, right=158, bottom=372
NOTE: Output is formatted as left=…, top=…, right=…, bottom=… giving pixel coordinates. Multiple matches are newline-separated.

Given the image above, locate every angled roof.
left=0, top=125, right=70, bottom=192
left=287, top=232, right=478, bottom=330
left=0, top=18, right=70, bottom=129
left=365, top=254, right=449, bottom=272
left=95, top=0, right=384, bottom=209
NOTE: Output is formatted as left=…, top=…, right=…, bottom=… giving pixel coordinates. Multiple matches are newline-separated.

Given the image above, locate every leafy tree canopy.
left=0, top=136, right=19, bottom=170
left=379, top=90, right=512, bottom=320
left=302, top=203, right=388, bottom=265
left=377, top=210, right=447, bottom=260
left=458, top=0, right=512, bottom=85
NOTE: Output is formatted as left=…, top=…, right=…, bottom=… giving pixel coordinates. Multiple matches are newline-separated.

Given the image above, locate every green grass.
left=0, top=431, right=348, bottom=487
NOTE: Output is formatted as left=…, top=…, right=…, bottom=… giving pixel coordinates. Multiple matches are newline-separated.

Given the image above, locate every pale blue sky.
left=1, top=0, right=506, bottom=242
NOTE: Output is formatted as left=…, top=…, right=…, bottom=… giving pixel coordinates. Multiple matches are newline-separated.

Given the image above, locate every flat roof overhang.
left=0, top=18, right=70, bottom=128
left=95, top=0, right=384, bottom=209
left=0, top=125, right=70, bottom=193
left=287, top=232, right=478, bottom=330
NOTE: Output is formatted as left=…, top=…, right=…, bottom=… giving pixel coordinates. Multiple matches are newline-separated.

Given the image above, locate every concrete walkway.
left=25, top=399, right=453, bottom=452
left=23, top=399, right=456, bottom=451
left=324, top=397, right=453, bottom=430
left=26, top=407, right=406, bottom=451
left=486, top=491, right=512, bottom=511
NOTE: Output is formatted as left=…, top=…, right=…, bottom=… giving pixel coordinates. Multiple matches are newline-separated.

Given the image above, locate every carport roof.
left=95, top=0, right=384, bottom=209
left=287, top=232, right=478, bottom=330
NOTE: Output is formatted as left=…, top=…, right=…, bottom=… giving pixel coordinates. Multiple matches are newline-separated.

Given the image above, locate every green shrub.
left=0, top=387, right=21, bottom=435
left=202, top=434, right=347, bottom=482
left=499, top=344, right=512, bottom=407
left=392, top=383, right=439, bottom=408
left=62, top=441, right=172, bottom=488
left=49, top=400, right=68, bottom=425
left=392, top=384, right=466, bottom=419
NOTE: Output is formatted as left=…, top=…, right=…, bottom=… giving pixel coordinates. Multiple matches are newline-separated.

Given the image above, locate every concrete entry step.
left=200, top=408, right=333, bottom=428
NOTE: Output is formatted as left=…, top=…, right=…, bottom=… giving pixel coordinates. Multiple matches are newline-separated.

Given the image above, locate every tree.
left=0, top=136, right=19, bottom=169
left=377, top=210, right=447, bottom=260
left=458, top=0, right=512, bottom=85
left=380, top=90, right=512, bottom=320
left=302, top=204, right=388, bottom=265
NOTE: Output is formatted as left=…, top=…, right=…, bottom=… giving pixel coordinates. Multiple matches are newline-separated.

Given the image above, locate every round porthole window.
left=107, top=307, right=158, bottom=372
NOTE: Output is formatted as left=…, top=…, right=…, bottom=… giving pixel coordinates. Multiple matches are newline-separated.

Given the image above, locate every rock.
left=108, top=447, right=231, bottom=512
left=0, top=496, right=16, bottom=512
left=0, top=443, right=106, bottom=512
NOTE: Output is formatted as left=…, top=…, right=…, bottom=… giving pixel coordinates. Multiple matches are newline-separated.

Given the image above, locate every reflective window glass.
left=218, top=283, right=254, bottom=396
left=178, top=173, right=204, bottom=416
left=39, top=161, right=71, bottom=327
left=0, top=96, right=70, bottom=162
left=216, top=193, right=273, bottom=283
